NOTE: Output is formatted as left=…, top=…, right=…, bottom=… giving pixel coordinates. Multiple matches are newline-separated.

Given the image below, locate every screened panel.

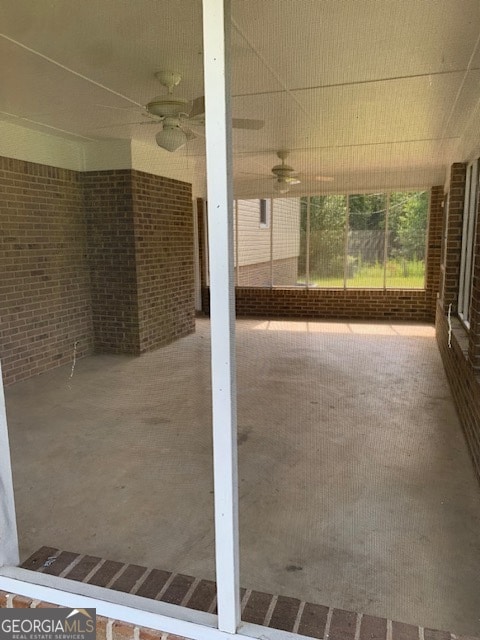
left=309, top=195, right=347, bottom=287
left=2, top=0, right=217, bottom=613
left=347, top=194, right=387, bottom=288
left=386, top=191, right=428, bottom=289
left=272, top=197, right=303, bottom=287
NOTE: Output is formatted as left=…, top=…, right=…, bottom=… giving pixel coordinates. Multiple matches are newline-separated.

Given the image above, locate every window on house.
left=259, top=198, right=270, bottom=228
left=458, top=159, right=479, bottom=326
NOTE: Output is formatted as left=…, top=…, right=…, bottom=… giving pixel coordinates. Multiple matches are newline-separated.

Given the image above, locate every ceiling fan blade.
left=284, top=177, right=301, bottom=185
left=189, top=95, right=263, bottom=129
left=232, top=118, right=264, bottom=130
left=180, top=126, right=198, bottom=141
left=91, top=120, right=160, bottom=130
left=189, top=95, right=205, bottom=118
left=96, top=104, right=139, bottom=112
left=188, top=115, right=206, bottom=126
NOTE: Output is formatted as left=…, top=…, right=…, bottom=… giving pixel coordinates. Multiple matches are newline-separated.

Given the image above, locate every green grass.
left=302, top=259, right=425, bottom=289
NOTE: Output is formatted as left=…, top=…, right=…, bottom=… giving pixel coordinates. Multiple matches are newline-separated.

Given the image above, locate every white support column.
left=0, top=361, right=20, bottom=566
left=201, top=0, right=240, bottom=634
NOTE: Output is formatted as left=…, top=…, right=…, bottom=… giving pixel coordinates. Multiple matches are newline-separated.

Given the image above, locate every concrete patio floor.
left=5, top=318, right=480, bottom=635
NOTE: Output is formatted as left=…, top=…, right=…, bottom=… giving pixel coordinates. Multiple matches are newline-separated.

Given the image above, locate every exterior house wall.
left=0, top=157, right=93, bottom=386
left=236, top=198, right=270, bottom=267
left=236, top=198, right=301, bottom=287
left=236, top=198, right=300, bottom=265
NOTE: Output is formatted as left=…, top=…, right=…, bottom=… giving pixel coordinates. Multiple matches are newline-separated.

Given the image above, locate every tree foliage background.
left=299, top=191, right=428, bottom=280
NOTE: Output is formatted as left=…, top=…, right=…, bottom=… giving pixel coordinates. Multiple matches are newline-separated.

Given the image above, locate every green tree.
left=348, top=193, right=386, bottom=230
left=389, top=191, right=428, bottom=260
left=300, top=196, right=346, bottom=278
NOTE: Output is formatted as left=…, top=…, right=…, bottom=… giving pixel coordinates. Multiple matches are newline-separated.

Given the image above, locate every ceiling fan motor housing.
left=271, top=163, right=296, bottom=177
left=146, top=97, right=191, bottom=118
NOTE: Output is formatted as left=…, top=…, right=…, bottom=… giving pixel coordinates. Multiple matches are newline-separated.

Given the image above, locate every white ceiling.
left=1, top=0, right=480, bottom=197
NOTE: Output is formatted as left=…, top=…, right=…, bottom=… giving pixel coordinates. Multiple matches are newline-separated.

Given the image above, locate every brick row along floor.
left=9, top=546, right=478, bottom=640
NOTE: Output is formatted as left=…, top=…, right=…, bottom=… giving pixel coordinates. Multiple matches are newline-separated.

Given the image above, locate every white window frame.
left=0, top=2, right=303, bottom=639
left=458, top=158, right=479, bottom=327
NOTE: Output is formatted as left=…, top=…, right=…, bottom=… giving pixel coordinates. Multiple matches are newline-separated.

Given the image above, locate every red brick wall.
left=82, top=169, right=195, bottom=354
left=426, top=186, right=444, bottom=314
left=0, top=157, right=93, bottom=386
left=1, top=159, right=195, bottom=384
left=132, top=170, right=195, bottom=352
left=436, top=163, right=480, bottom=485
left=441, top=164, right=466, bottom=311
left=234, top=287, right=434, bottom=320
left=436, top=303, right=480, bottom=484
left=201, top=187, right=443, bottom=322
left=82, top=170, right=140, bottom=354
left=0, top=592, right=188, bottom=640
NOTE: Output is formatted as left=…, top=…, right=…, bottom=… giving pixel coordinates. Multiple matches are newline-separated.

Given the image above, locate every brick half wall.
left=436, top=302, right=480, bottom=485
left=234, top=287, right=434, bottom=320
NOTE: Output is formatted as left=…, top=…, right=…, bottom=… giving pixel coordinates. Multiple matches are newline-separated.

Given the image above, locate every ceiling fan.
left=239, top=150, right=334, bottom=194
left=100, top=71, right=264, bottom=152
left=271, top=150, right=302, bottom=194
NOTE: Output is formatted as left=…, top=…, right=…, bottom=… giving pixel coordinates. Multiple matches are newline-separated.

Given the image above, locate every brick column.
left=82, top=170, right=140, bottom=354
left=83, top=169, right=195, bottom=355
left=425, top=186, right=444, bottom=318
left=468, top=195, right=480, bottom=369
left=441, top=163, right=466, bottom=311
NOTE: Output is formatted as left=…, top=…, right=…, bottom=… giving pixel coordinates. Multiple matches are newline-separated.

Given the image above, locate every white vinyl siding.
left=236, top=198, right=301, bottom=267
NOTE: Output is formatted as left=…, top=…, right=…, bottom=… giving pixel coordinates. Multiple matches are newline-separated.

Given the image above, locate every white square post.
left=0, top=361, right=20, bottom=566
left=201, top=0, right=241, bottom=633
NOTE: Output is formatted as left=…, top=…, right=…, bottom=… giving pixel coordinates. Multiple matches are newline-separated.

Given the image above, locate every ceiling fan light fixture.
left=274, top=178, right=290, bottom=194
left=155, top=125, right=187, bottom=152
